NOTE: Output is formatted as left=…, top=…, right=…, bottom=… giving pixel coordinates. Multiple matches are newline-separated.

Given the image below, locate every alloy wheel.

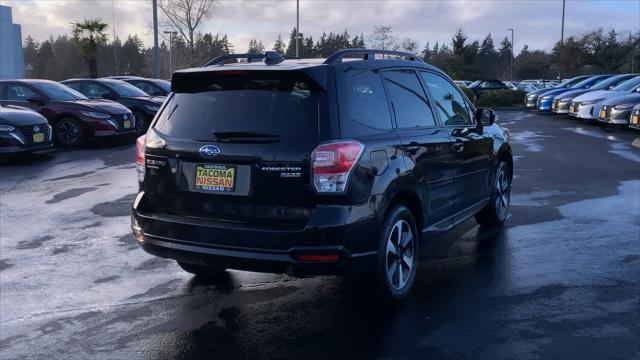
left=495, top=166, right=511, bottom=220
left=56, top=120, right=79, bottom=145
left=385, top=219, right=415, bottom=290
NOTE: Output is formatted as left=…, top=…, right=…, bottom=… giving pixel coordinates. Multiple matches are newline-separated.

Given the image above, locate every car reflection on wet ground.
left=0, top=110, right=639, bottom=360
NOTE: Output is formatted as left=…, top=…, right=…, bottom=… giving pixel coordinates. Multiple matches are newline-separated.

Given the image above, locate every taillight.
left=136, top=135, right=146, bottom=182
left=311, top=140, right=364, bottom=193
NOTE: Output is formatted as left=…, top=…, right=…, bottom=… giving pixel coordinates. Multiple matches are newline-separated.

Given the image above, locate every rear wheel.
left=475, top=160, right=511, bottom=227
left=54, top=117, right=84, bottom=146
left=375, top=205, right=419, bottom=301
left=177, top=261, right=226, bottom=279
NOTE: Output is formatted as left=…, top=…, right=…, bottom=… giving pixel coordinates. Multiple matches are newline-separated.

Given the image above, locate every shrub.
left=474, top=90, right=526, bottom=107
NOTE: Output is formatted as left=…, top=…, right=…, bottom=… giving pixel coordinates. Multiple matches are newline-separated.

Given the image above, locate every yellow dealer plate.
left=33, top=133, right=44, bottom=143
left=195, top=164, right=236, bottom=192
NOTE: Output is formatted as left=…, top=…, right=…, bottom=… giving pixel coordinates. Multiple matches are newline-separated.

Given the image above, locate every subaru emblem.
left=33, top=125, right=40, bottom=133
left=199, top=145, right=221, bottom=158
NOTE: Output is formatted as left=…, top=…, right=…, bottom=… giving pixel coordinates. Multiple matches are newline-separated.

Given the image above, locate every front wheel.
left=475, top=160, right=511, bottom=227
left=133, top=110, right=148, bottom=134
left=54, top=117, right=84, bottom=146
left=375, top=205, right=419, bottom=301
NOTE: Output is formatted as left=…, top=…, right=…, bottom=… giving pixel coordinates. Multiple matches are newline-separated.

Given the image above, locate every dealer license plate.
left=33, top=133, right=44, bottom=143
left=195, top=164, right=236, bottom=192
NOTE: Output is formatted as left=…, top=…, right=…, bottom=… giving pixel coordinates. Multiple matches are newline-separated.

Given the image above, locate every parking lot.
left=0, top=109, right=639, bottom=359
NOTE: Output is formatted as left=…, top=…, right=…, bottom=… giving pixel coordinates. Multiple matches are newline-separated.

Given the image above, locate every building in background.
left=0, top=5, right=24, bottom=79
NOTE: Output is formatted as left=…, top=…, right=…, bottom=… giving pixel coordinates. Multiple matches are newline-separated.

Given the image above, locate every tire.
left=375, top=205, right=419, bottom=301
left=54, top=117, right=84, bottom=146
left=475, top=160, right=511, bottom=227
left=133, top=110, right=148, bottom=134
left=177, top=261, right=226, bottom=279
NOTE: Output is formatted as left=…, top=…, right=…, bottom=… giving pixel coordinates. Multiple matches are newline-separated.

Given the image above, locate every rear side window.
left=6, top=84, right=37, bottom=101
left=382, top=70, right=436, bottom=129
left=348, top=71, right=392, bottom=130
left=155, top=71, right=321, bottom=142
left=420, top=72, right=474, bottom=126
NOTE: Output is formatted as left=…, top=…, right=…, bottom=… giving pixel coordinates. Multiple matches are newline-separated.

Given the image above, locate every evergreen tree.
left=247, top=39, right=265, bottom=54
left=273, top=34, right=285, bottom=54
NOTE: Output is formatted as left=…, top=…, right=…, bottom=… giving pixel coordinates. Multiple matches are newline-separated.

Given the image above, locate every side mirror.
left=476, top=107, right=496, bottom=126
left=102, top=93, right=116, bottom=100
left=27, top=96, right=44, bottom=106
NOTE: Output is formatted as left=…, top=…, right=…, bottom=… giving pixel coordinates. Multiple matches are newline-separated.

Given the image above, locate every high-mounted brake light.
left=311, top=141, right=364, bottom=193
left=136, top=135, right=146, bottom=182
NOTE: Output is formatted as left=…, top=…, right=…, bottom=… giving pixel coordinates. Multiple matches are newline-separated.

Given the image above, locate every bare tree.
left=158, top=0, right=214, bottom=66
left=370, top=25, right=397, bottom=51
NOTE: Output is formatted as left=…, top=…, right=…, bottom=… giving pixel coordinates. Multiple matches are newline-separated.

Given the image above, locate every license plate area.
left=33, top=133, right=44, bottom=143
left=123, top=120, right=132, bottom=129
left=632, top=115, right=639, bottom=125
left=195, top=164, right=236, bottom=193
left=181, top=162, right=251, bottom=196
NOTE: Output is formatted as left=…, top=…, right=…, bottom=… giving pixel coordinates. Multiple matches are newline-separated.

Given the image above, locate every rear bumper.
left=130, top=192, right=380, bottom=275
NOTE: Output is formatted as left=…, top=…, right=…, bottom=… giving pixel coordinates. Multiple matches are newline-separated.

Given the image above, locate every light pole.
left=163, top=31, right=177, bottom=76
left=295, top=0, right=300, bottom=57
left=152, top=0, right=160, bottom=78
left=561, top=0, right=566, bottom=44
left=508, top=28, right=514, bottom=81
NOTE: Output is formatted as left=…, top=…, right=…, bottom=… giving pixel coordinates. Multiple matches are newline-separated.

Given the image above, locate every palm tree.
left=71, top=18, right=108, bottom=78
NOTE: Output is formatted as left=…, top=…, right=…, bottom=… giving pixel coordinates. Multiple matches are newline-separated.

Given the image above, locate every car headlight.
left=613, top=103, right=636, bottom=110
left=0, top=124, right=15, bottom=132
left=79, top=110, right=111, bottom=119
left=144, top=105, right=160, bottom=112
left=580, top=99, right=604, bottom=106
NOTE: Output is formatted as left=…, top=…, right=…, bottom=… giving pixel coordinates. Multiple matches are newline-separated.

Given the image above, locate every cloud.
left=5, top=0, right=639, bottom=53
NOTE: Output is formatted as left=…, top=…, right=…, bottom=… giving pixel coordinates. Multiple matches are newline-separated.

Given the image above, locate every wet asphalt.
left=0, top=110, right=639, bottom=360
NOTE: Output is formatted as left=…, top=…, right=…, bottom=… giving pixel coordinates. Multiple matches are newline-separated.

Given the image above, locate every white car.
left=569, top=76, right=640, bottom=120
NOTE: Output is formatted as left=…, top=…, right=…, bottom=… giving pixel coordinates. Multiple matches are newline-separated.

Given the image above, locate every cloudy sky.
left=3, top=0, right=639, bottom=53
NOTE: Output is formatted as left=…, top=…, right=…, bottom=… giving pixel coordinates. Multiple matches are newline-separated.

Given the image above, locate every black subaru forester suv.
left=131, top=50, right=512, bottom=300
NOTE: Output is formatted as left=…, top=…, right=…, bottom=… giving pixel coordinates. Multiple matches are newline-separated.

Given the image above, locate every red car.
left=0, top=79, right=135, bottom=146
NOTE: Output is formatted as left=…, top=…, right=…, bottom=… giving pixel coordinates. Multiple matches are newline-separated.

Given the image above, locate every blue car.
left=524, top=75, right=591, bottom=108
left=537, top=75, right=613, bottom=111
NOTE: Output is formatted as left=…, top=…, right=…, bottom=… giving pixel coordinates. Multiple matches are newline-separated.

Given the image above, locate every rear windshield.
left=155, top=71, right=321, bottom=141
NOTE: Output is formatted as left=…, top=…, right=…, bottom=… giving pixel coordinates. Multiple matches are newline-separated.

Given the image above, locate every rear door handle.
left=405, top=141, right=421, bottom=155
left=452, top=140, right=464, bottom=152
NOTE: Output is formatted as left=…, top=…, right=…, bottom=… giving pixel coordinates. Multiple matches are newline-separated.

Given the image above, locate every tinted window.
left=129, top=81, right=160, bottom=95
left=155, top=71, right=321, bottom=142
left=382, top=70, right=436, bottom=128
left=153, top=79, right=171, bottom=92
left=83, top=82, right=112, bottom=98
left=349, top=71, right=392, bottom=130
left=6, top=84, right=37, bottom=101
left=32, top=82, right=87, bottom=100
left=64, top=82, right=83, bottom=93
left=103, top=80, right=149, bottom=97
left=420, top=71, right=474, bottom=126
left=612, top=76, right=640, bottom=91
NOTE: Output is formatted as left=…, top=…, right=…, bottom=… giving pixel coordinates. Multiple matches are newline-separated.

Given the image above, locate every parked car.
left=61, top=78, right=165, bottom=133
left=597, top=93, right=640, bottom=126
left=120, top=77, right=171, bottom=97
left=552, top=74, right=636, bottom=115
left=0, top=79, right=134, bottom=146
left=516, top=83, right=540, bottom=93
left=538, top=75, right=612, bottom=111
left=131, top=50, right=513, bottom=301
left=629, top=104, right=640, bottom=130
left=502, top=81, right=519, bottom=91
left=524, top=75, right=591, bottom=108
left=453, top=80, right=472, bottom=88
left=0, top=104, right=53, bottom=154
left=570, top=76, right=640, bottom=120
left=467, top=79, right=509, bottom=96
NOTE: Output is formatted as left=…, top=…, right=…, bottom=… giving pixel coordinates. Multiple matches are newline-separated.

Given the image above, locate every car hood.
left=125, top=96, right=166, bottom=105
left=556, top=89, right=592, bottom=100
left=539, top=88, right=570, bottom=98
left=601, top=93, right=640, bottom=106
left=58, top=99, right=130, bottom=115
left=526, top=88, right=553, bottom=97
left=572, top=90, right=617, bottom=102
left=0, top=106, right=48, bottom=126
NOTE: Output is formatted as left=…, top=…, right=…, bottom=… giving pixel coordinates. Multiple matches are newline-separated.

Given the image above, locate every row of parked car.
left=454, top=79, right=558, bottom=95
left=522, top=74, right=640, bottom=130
left=0, top=76, right=171, bottom=154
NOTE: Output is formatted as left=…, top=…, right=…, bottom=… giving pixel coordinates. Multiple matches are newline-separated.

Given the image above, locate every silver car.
left=597, top=93, right=640, bottom=125
left=570, top=76, right=640, bottom=120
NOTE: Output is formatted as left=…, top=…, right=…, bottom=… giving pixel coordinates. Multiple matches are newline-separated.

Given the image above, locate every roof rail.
left=204, top=51, right=286, bottom=66
left=323, top=49, right=424, bottom=64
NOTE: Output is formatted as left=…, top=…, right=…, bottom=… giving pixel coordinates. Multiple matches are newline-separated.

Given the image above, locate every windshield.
left=32, top=82, right=88, bottom=101
left=155, top=71, right=321, bottom=142
left=103, top=80, right=150, bottom=97
left=569, top=76, right=609, bottom=89
left=589, top=75, right=635, bottom=91
left=153, top=80, right=171, bottom=92
left=611, top=76, right=640, bottom=91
